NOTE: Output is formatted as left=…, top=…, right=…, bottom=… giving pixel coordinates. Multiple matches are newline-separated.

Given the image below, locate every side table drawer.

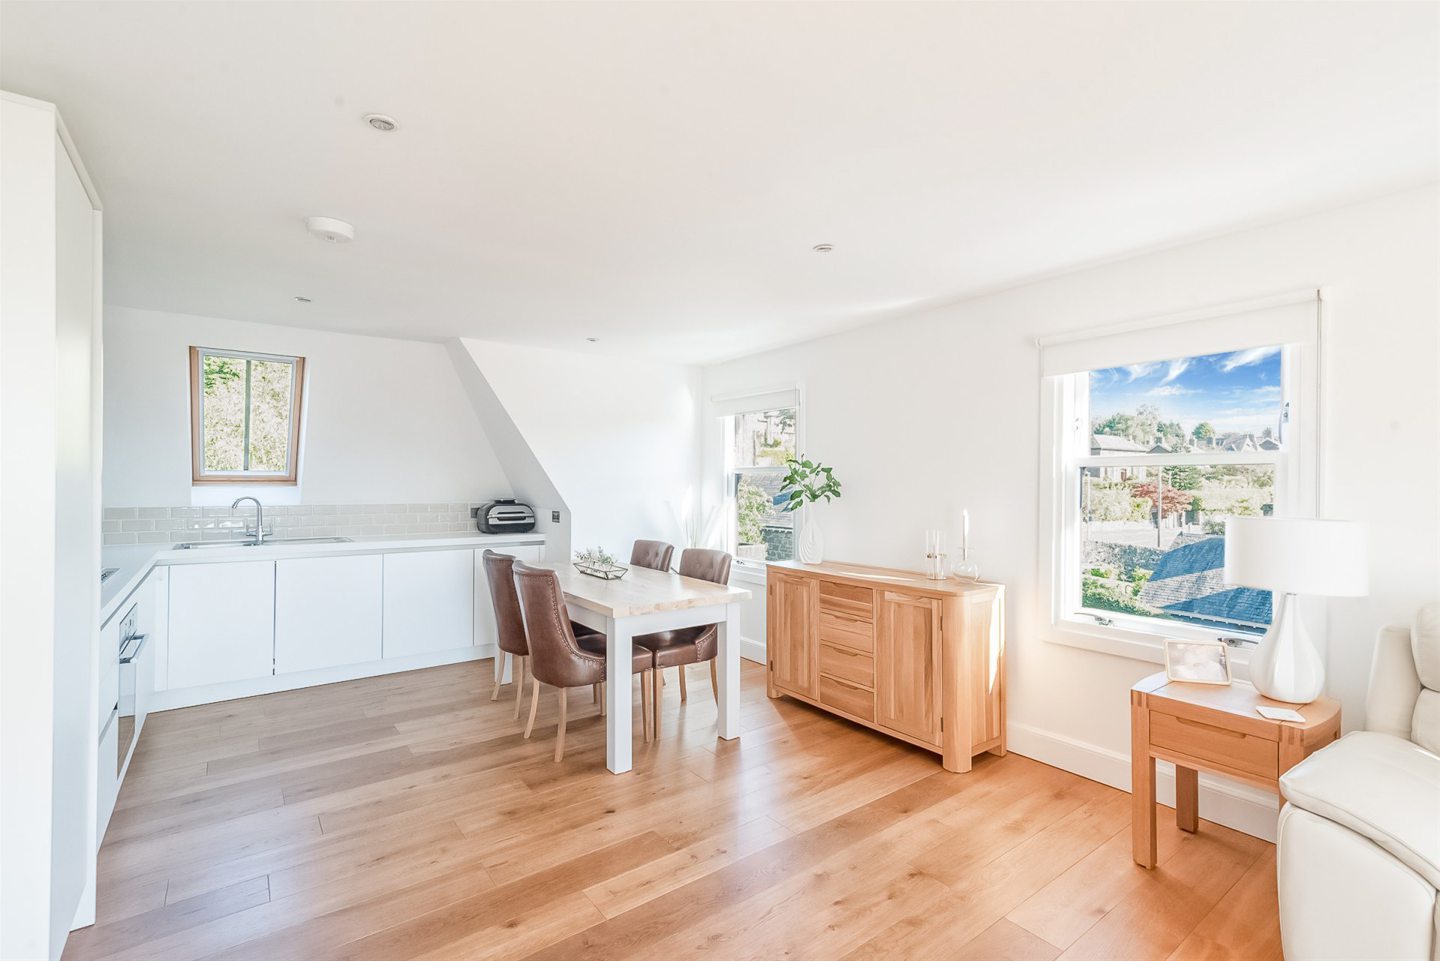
left=1150, top=711, right=1277, bottom=780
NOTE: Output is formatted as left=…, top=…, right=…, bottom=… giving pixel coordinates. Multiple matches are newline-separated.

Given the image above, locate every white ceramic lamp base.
left=1248, top=592, right=1325, bottom=704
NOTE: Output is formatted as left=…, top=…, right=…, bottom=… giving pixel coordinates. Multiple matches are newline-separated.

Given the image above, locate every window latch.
left=1093, top=615, right=1114, bottom=627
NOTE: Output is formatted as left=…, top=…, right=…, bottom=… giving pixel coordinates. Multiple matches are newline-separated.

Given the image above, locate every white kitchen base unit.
left=275, top=554, right=383, bottom=674
left=383, top=548, right=475, bottom=658
left=168, top=560, right=277, bottom=689
left=150, top=644, right=496, bottom=712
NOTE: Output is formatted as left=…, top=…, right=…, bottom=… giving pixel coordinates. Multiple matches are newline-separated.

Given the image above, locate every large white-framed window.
left=1039, top=291, right=1321, bottom=662
left=714, top=387, right=801, bottom=578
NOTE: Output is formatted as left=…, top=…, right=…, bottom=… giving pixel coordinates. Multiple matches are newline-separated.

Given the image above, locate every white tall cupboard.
left=0, top=91, right=105, bottom=955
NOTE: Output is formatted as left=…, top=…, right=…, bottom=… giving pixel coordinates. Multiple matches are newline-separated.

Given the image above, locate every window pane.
left=201, top=354, right=246, bottom=472
left=1088, top=347, right=1284, bottom=455
left=248, top=359, right=293, bottom=472
left=729, top=407, right=797, bottom=562
left=1079, top=464, right=1274, bottom=633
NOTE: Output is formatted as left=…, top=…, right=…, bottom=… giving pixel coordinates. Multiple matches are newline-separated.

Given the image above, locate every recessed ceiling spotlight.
left=585, top=337, right=599, bottom=343
left=363, top=113, right=398, bottom=132
left=293, top=296, right=312, bottom=303
left=305, top=216, right=355, bottom=243
left=812, top=243, right=834, bottom=253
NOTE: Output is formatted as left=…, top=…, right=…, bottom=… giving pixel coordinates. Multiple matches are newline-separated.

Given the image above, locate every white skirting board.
left=740, top=635, right=766, bottom=666
left=150, top=644, right=495, bottom=713
left=1006, top=721, right=1280, bottom=843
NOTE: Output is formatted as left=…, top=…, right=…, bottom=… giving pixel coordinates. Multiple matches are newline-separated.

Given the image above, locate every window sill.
left=1044, top=618, right=1255, bottom=672
left=730, top=562, right=770, bottom=586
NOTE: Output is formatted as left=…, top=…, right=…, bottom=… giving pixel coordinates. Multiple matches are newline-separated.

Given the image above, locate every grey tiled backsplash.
left=101, top=503, right=487, bottom=546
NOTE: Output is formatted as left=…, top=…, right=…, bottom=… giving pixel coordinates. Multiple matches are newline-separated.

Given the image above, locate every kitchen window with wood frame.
left=189, top=347, right=305, bottom=484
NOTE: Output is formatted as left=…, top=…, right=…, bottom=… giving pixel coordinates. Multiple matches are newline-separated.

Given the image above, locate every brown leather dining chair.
left=512, top=561, right=654, bottom=760
left=630, top=539, right=674, bottom=572
left=634, top=548, right=732, bottom=736
left=483, top=550, right=605, bottom=721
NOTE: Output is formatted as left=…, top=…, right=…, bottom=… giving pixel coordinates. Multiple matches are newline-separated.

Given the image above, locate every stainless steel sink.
left=172, top=536, right=353, bottom=550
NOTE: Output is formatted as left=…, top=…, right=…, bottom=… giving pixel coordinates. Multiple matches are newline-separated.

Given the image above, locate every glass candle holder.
left=952, top=548, right=981, bottom=582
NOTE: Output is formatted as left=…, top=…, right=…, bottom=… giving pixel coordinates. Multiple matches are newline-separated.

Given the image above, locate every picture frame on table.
left=1163, top=639, right=1232, bottom=685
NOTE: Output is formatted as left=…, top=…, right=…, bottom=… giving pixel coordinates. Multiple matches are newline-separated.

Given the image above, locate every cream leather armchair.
left=1277, top=604, right=1440, bottom=961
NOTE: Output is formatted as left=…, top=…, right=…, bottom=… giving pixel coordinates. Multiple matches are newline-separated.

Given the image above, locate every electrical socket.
left=551, top=510, right=561, bottom=523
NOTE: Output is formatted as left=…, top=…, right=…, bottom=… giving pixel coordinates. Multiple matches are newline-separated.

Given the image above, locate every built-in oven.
left=115, top=604, right=151, bottom=776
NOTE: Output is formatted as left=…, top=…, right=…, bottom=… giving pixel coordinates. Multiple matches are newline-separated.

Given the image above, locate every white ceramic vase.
left=1248, top=592, right=1325, bottom=703
left=798, top=504, right=824, bottom=564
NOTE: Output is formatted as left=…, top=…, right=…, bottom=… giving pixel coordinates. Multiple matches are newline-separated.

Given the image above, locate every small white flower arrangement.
left=573, top=547, right=628, bottom=580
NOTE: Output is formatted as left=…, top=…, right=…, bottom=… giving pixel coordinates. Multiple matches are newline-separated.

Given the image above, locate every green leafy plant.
left=779, top=457, right=842, bottom=512
left=736, top=481, right=769, bottom=544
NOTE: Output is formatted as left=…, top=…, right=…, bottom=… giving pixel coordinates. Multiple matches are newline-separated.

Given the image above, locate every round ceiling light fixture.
left=812, top=243, right=834, bottom=253
left=293, top=295, right=312, bottom=303
left=363, top=113, right=398, bottom=132
left=305, top=216, right=355, bottom=243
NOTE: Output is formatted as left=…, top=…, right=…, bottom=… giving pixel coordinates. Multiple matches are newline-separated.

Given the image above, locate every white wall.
left=458, top=338, right=701, bottom=558
left=103, top=306, right=513, bottom=507
left=703, top=184, right=1440, bottom=832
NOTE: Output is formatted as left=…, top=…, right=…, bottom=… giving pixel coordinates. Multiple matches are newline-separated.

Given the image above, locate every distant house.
left=1088, top=433, right=1149, bottom=481
left=1138, top=535, right=1272, bottom=631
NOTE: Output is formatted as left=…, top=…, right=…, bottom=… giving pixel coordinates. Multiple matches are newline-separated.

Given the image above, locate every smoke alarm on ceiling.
left=305, top=216, right=355, bottom=243
left=363, top=113, right=398, bottom=132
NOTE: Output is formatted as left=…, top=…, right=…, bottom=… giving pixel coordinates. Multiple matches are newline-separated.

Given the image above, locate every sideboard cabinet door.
left=876, top=591, right=943, bottom=746
left=768, top=571, right=818, bottom=698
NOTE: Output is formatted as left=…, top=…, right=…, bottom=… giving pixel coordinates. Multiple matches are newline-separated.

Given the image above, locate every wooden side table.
left=1130, top=671, right=1341, bottom=868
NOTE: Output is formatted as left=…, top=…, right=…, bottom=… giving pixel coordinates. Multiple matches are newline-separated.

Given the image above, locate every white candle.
left=962, top=509, right=970, bottom=555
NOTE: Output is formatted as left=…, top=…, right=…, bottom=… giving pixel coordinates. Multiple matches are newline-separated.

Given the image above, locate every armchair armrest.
left=1281, top=731, right=1440, bottom=889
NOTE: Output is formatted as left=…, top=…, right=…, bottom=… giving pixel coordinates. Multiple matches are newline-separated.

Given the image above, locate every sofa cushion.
left=1414, top=603, right=1440, bottom=690
left=1414, top=689, right=1440, bottom=756
left=1280, top=731, right=1440, bottom=889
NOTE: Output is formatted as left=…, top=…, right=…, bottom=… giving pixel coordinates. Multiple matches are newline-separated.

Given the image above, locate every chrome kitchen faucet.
left=231, top=496, right=267, bottom=545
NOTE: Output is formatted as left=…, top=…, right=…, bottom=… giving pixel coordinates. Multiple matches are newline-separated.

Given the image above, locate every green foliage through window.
left=197, top=349, right=300, bottom=477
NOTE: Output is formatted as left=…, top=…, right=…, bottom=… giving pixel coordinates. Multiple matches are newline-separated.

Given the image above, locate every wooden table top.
left=1133, top=671, right=1340, bottom=734
left=532, top=562, right=750, bottom=619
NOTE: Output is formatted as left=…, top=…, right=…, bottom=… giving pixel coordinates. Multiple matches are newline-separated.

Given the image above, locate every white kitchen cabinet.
left=275, top=555, right=382, bottom=673
left=383, top=549, right=473, bottom=658
left=169, top=561, right=275, bottom=689
left=473, top=543, right=543, bottom=649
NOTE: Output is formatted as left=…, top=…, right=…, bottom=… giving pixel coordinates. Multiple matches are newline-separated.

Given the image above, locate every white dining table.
left=532, top=562, right=750, bottom=774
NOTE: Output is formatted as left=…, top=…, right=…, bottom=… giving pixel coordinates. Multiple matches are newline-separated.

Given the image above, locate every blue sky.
left=1089, top=346, right=1283, bottom=437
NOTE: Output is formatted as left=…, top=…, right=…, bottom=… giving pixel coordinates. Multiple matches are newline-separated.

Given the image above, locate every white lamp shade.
left=1223, top=517, right=1368, bottom=596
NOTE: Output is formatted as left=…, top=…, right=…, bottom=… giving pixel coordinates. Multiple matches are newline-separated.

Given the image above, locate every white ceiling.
left=3, top=1, right=1436, bottom=364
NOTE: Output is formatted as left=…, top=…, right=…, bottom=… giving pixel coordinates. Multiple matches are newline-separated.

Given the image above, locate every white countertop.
left=100, top=530, right=546, bottom=625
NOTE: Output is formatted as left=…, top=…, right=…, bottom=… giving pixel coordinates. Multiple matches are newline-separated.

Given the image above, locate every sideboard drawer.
left=819, top=581, right=874, bottom=621
left=819, top=673, right=876, bottom=723
left=1150, top=711, right=1278, bottom=780
left=819, top=642, right=875, bottom=689
left=819, top=610, right=874, bottom=653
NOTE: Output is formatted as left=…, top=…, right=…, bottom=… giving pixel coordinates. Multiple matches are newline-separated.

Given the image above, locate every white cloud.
left=1219, top=346, right=1281, bottom=372
left=1160, top=358, right=1190, bottom=384
left=1147, top=385, right=1193, bottom=396
left=1124, top=362, right=1159, bottom=382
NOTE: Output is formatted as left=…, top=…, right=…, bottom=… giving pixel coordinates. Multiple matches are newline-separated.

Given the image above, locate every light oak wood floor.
left=64, top=660, right=1282, bottom=961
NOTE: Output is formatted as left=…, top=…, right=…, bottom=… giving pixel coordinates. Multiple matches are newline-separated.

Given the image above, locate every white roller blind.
left=1040, top=291, right=1319, bottom=377
left=710, top=386, right=800, bottom=416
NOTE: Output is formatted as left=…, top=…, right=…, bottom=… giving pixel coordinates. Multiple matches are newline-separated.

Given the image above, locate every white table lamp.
left=1223, top=517, right=1368, bottom=703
